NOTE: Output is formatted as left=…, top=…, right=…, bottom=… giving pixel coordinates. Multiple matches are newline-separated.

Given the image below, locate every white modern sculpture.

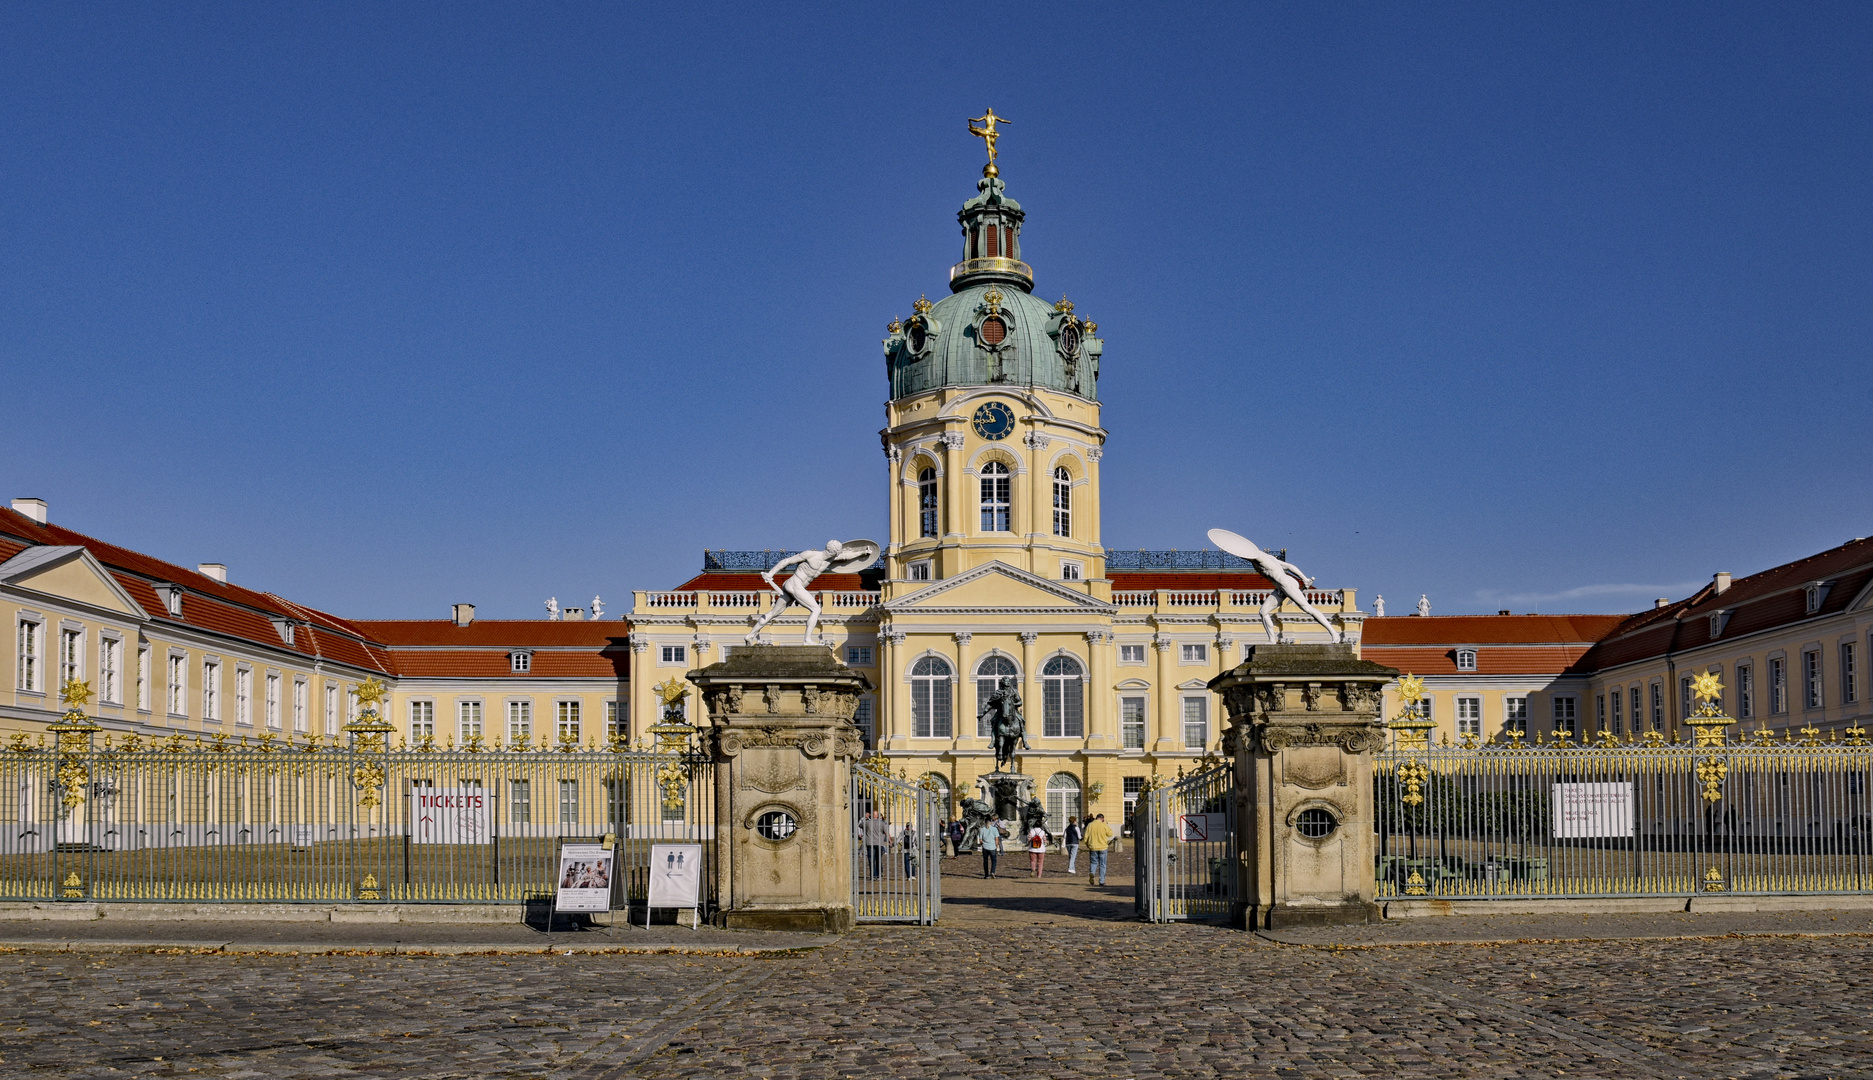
left=1208, top=528, right=1342, bottom=645
left=744, top=539, right=881, bottom=646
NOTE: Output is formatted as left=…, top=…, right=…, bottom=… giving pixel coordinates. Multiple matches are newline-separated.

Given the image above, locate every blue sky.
left=3, top=3, right=1868, bottom=619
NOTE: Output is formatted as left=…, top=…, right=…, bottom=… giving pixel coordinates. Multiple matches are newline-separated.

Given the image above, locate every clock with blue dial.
left=971, top=401, right=1016, bottom=440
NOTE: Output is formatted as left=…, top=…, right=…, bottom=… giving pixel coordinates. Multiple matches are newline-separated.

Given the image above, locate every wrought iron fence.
left=1376, top=727, right=1873, bottom=900
left=850, top=766, right=940, bottom=924
left=1136, top=764, right=1237, bottom=922
left=3, top=731, right=715, bottom=908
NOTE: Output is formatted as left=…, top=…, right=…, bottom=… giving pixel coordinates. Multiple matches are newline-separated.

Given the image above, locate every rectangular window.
left=559, top=779, right=579, bottom=825
left=1455, top=649, right=1477, bottom=672
left=1121, top=696, right=1147, bottom=749
left=604, top=700, right=625, bottom=742
left=264, top=673, right=280, bottom=729
left=1652, top=682, right=1666, bottom=728
left=1769, top=658, right=1787, bottom=714
left=510, top=652, right=531, bottom=673
left=1737, top=665, right=1753, bottom=719
left=979, top=469, right=1011, bottom=532
left=410, top=700, right=435, bottom=741
left=1411, top=696, right=1433, bottom=722
left=1181, top=696, right=1208, bottom=749
left=168, top=655, right=187, bottom=715
left=1630, top=686, right=1642, bottom=730
left=99, top=637, right=120, bottom=705
left=1595, top=694, right=1605, bottom=730
left=1552, top=696, right=1576, bottom=735
left=508, top=700, right=533, bottom=742
left=459, top=700, right=484, bottom=741
left=846, top=646, right=873, bottom=666
left=1180, top=643, right=1208, bottom=663
left=1609, top=687, right=1623, bottom=734
left=1060, top=561, right=1082, bottom=582
left=909, top=560, right=933, bottom=582
left=1043, top=671, right=1084, bottom=738
left=1804, top=650, right=1823, bottom=709
left=1123, top=776, right=1145, bottom=825
left=660, top=645, right=686, bottom=664
left=1680, top=677, right=1692, bottom=724
left=1119, top=644, right=1145, bottom=664
left=234, top=666, right=251, bottom=725
left=324, top=683, right=338, bottom=734
left=1504, top=696, right=1528, bottom=730
left=293, top=678, right=307, bottom=733
left=1455, top=696, right=1481, bottom=738
left=16, top=620, right=42, bottom=692
left=509, top=780, right=531, bottom=824
left=137, top=644, right=150, bottom=711
left=557, top=700, right=582, bottom=745
left=1844, top=643, right=1859, bottom=704
left=853, top=698, right=875, bottom=750
left=59, top=627, right=83, bottom=687
left=202, top=661, right=220, bottom=722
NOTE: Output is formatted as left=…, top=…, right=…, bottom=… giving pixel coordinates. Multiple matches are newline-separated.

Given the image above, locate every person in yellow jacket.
left=1082, top=813, right=1115, bottom=886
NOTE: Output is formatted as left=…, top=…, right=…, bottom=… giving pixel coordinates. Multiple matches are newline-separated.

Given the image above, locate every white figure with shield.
left=1208, top=528, right=1342, bottom=644
left=744, top=539, right=881, bottom=646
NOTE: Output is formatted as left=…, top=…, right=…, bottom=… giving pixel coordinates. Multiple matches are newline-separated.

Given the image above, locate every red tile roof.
left=1362, top=615, right=1626, bottom=646
left=355, top=620, right=632, bottom=647
left=387, top=648, right=629, bottom=679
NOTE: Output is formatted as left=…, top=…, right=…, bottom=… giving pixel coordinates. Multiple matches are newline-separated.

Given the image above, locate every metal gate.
left=1136, top=764, right=1238, bottom=922
left=850, top=766, right=940, bottom=924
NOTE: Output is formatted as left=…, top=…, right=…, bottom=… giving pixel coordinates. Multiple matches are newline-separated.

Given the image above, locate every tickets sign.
left=409, top=787, right=490, bottom=845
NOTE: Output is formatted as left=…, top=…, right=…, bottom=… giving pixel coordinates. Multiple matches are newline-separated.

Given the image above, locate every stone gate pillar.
left=1210, top=643, right=1398, bottom=929
left=689, top=645, right=870, bottom=933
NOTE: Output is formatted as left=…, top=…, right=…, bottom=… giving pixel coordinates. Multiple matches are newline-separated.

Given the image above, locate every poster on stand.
left=648, top=843, right=703, bottom=910
left=554, top=843, right=616, bottom=913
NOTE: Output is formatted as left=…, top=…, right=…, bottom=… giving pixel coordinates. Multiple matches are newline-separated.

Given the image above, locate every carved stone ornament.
left=1339, top=682, right=1381, bottom=713
left=939, top=433, right=967, bottom=452
left=1257, top=683, right=1286, bottom=714
left=802, top=686, right=825, bottom=715
left=1257, top=722, right=1384, bottom=755
left=832, top=728, right=864, bottom=760
left=1220, top=723, right=1241, bottom=756
left=1222, top=686, right=1258, bottom=723
left=763, top=685, right=780, bottom=714
left=1302, top=683, right=1322, bottom=712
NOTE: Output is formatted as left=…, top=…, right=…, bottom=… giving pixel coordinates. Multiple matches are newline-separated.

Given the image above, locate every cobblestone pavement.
left=8, top=913, right=1873, bottom=1079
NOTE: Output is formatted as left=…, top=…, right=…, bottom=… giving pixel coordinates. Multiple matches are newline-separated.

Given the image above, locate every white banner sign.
left=410, top=787, right=491, bottom=845
left=555, top=843, right=616, bottom=913
left=1551, top=782, right=1634, bottom=839
left=647, top=843, right=703, bottom=910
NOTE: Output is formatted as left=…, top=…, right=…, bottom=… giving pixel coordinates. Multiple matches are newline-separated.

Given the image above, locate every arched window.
left=918, top=467, right=939, bottom=538
left=1045, top=772, right=1081, bottom=834
left=910, top=656, right=953, bottom=739
left=1042, top=655, right=1085, bottom=738
left=975, top=654, right=1019, bottom=736
left=1052, top=466, right=1071, bottom=537
left=979, top=460, right=1011, bottom=532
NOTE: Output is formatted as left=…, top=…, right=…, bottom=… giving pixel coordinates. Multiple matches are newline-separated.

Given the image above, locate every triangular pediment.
left=886, top=560, right=1113, bottom=614
left=0, top=546, right=148, bottom=618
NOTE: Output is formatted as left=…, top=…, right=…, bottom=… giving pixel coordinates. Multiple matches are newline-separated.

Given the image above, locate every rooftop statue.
left=743, top=539, right=880, bottom=647
left=967, top=108, right=1010, bottom=168
left=1208, top=528, right=1342, bottom=645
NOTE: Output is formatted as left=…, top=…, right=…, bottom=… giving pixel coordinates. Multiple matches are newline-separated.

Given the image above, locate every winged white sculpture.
left=1208, top=528, right=1342, bottom=644
left=744, top=539, right=881, bottom=646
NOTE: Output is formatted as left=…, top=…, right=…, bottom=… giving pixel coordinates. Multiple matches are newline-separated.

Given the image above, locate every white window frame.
left=1609, top=686, right=1623, bottom=734
left=1455, top=695, right=1481, bottom=738
left=99, top=635, right=121, bottom=705
left=1118, top=644, right=1146, bottom=666
left=292, top=677, right=308, bottom=733
left=409, top=699, right=436, bottom=741
left=202, top=660, right=221, bottom=722
left=1060, top=560, right=1083, bottom=582
left=660, top=644, right=687, bottom=665
left=604, top=700, right=626, bottom=742
left=917, top=467, right=939, bottom=538
left=557, top=699, right=582, bottom=745
left=910, top=654, right=954, bottom=739
left=509, top=779, right=531, bottom=824
left=908, top=559, right=933, bottom=582
left=1181, top=696, right=1209, bottom=749
left=559, top=778, right=579, bottom=824
left=233, top=665, right=251, bottom=726
left=264, top=672, right=280, bottom=729
left=324, top=683, right=338, bottom=734
left=1552, top=695, right=1576, bottom=734
left=1736, top=665, right=1753, bottom=719
left=853, top=697, right=876, bottom=749
left=136, top=643, right=150, bottom=711
left=1504, top=696, right=1527, bottom=729
left=1768, top=657, right=1787, bottom=714
left=979, top=460, right=1012, bottom=533
left=458, top=699, right=484, bottom=741
left=510, top=650, right=532, bottom=674
left=1455, top=648, right=1477, bottom=672
left=168, top=653, right=188, bottom=717
left=58, top=626, right=84, bottom=688
left=507, top=699, right=533, bottom=742
left=1844, top=642, right=1859, bottom=704
left=1120, top=694, right=1147, bottom=750
left=1804, top=649, right=1824, bottom=710
left=16, top=618, right=43, bottom=693
left=1651, top=681, right=1665, bottom=729
left=846, top=645, right=873, bottom=667
left=1179, top=643, right=1208, bottom=664
left=1041, top=654, right=1085, bottom=739
left=1051, top=466, right=1072, bottom=538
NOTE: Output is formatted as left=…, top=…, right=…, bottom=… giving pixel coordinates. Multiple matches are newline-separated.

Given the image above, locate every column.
left=1085, top=630, right=1113, bottom=748
left=952, top=632, right=973, bottom=743
left=1084, top=446, right=1104, bottom=552
left=1018, top=631, right=1040, bottom=742
left=1025, top=430, right=1051, bottom=572
left=881, top=628, right=907, bottom=751
left=885, top=446, right=904, bottom=558
left=628, top=634, right=651, bottom=746
left=1154, top=634, right=1177, bottom=752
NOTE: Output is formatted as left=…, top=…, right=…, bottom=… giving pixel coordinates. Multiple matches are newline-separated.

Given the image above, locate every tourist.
left=1083, top=813, right=1115, bottom=886
left=862, top=810, right=889, bottom=880
left=976, top=818, right=1003, bottom=877
left=947, top=818, right=963, bottom=856
left=1027, top=823, right=1047, bottom=878
left=901, top=820, right=919, bottom=879
left=1062, top=815, right=1083, bottom=875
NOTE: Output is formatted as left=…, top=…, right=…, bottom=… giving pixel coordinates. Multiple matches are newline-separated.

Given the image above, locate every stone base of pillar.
left=689, top=645, right=871, bottom=934
left=1210, top=643, right=1399, bottom=931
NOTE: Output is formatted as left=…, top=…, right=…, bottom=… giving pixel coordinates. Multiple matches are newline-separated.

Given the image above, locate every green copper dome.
left=883, top=170, right=1103, bottom=402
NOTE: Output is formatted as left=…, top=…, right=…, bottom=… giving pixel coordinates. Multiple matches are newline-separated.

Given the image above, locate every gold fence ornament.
left=358, top=873, right=381, bottom=901
left=1798, top=724, right=1823, bottom=747
left=351, top=762, right=387, bottom=809
left=1404, top=870, right=1427, bottom=896
left=1704, top=866, right=1726, bottom=892
left=1695, top=758, right=1727, bottom=803
left=1398, top=758, right=1429, bottom=806
left=1847, top=724, right=1869, bottom=747
left=55, top=759, right=88, bottom=808
left=61, top=872, right=83, bottom=899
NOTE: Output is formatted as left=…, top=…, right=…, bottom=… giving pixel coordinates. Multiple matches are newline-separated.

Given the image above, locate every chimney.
left=452, top=603, right=475, bottom=627
left=562, top=607, right=585, bottom=621
left=1654, top=598, right=1671, bottom=609
left=10, top=498, right=46, bottom=524
left=1713, top=571, right=1731, bottom=595
left=1497, top=610, right=1510, bottom=616
left=197, top=563, right=227, bottom=584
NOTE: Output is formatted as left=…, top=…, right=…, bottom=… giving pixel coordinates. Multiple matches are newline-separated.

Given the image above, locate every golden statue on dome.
left=967, top=109, right=1010, bottom=172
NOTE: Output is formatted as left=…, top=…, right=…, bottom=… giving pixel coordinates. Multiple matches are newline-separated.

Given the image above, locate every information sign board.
left=1551, top=782, right=1634, bottom=839
left=647, top=843, right=703, bottom=910
left=410, top=787, right=490, bottom=845
left=554, top=843, right=616, bottom=913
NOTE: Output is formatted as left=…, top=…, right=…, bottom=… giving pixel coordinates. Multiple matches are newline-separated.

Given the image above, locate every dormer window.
left=153, top=584, right=183, bottom=618
left=510, top=651, right=532, bottom=674
left=1805, top=581, right=1832, bottom=614
left=1455, top=649, right=1478, bottom=672
left=270, top=618, right=295, bottom=646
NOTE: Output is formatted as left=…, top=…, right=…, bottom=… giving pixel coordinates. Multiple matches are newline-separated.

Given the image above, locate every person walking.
left=1083, top=812, right=1115, bottom=887
left=1062, top=816, right=1084, bottom=876
left=976, top=818, right=1003, bottom=878
left=1027, top=823, right=1048, bottom=878
left=862, top=810, right=889, bottom=880
left=902, top=820, right=919, bottom=879
left=948, top=818, right=964, bottom=857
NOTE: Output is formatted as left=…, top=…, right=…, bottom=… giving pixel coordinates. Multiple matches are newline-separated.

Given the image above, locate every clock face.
left=972, top=401, right=1016, bottom=440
